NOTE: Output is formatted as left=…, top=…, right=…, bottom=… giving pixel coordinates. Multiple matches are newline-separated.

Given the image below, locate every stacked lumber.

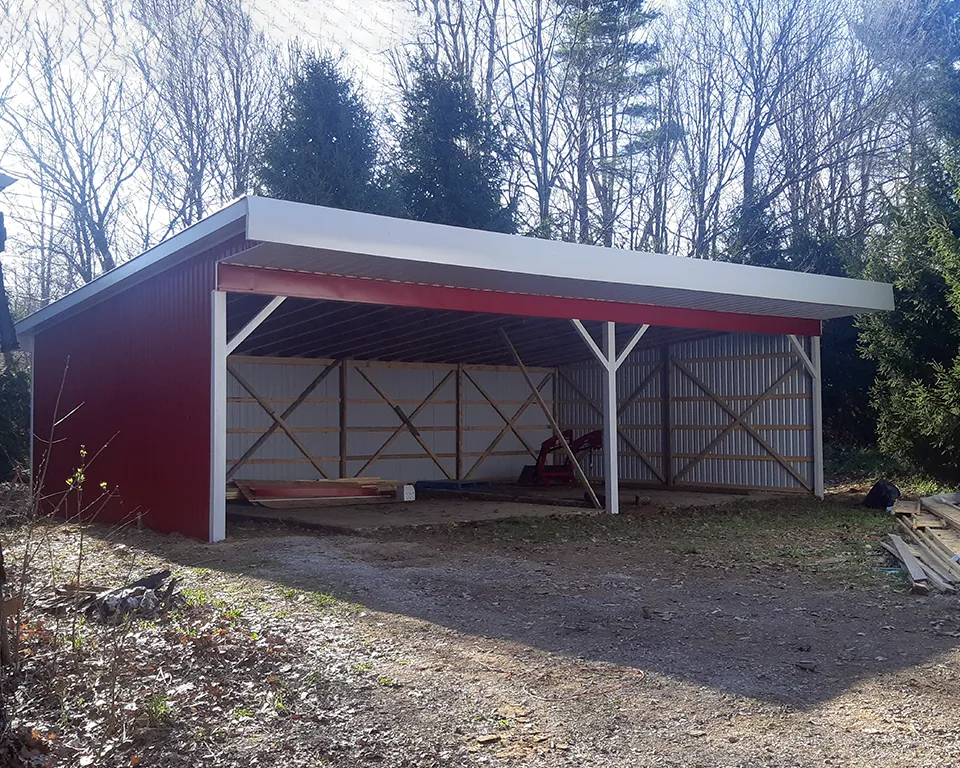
left=888, top=496, right=960, bottom=593
left=232, top=478, right=413, bottom=510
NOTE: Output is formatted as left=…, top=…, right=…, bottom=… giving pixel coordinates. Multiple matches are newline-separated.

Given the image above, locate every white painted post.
left=811, top=335, right=824, bottom=500
left=602, top=322, right=619, bottom=515
left=210, top=290, right=227, bottom=542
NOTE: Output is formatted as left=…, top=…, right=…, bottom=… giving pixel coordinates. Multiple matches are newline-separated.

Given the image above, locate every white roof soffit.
left=234, top=197, right=893, bottom=321
left=14, top=198, right=249, bottom=337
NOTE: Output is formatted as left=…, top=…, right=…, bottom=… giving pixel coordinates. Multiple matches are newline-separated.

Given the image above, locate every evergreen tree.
left=391, top=58, right=515, bottom=232
left=257, top=53, right=382, bottom=213
left=558, top=0, right=661, bottom=245
left=859, top=0, right=960, bottom=478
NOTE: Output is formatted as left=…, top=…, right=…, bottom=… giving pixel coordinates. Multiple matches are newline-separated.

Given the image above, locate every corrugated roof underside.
left=227, top=294, right=714, bottom=367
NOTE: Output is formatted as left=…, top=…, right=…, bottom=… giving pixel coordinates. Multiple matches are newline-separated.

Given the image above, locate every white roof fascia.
left=15, top=198, right=249, bottom=337
left=245, top=196, right=894, bottom=315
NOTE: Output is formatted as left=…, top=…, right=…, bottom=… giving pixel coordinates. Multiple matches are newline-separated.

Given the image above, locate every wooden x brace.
left=354, top=368, right=455, bottom=479
left=463, top=370, right=551, bottom=479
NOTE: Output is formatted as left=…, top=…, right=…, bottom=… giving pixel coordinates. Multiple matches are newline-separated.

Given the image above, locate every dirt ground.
left=226, top=486, right=779, bottom=530
left=9, top=492, right=960, bottom=767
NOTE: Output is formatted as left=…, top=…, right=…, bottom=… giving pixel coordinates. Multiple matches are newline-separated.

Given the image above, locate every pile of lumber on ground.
left=887, top=495, right=960, bottom=594
left=230, top=478, right=413, bottom=510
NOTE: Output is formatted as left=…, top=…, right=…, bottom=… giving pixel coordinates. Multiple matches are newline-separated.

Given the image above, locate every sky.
left=0, top=0, right=419, bottom=269
left=249, top=0, right=416, bottom=102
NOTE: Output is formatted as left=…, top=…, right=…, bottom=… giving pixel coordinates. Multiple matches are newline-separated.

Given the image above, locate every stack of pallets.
left=228, top=478, right=412, bottom=510
left=887, top=495, right=960, bottom=594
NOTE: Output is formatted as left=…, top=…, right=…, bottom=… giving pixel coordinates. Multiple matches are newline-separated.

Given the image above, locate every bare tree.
left=209, top=0, right=279, bottom=199
left=132, top=0, right=220, bottom=229
left=497, top=0, right=574, bottom=236
left=404, top=0, right=504, bottom=109
left=1, top=0, right=151, bottom=284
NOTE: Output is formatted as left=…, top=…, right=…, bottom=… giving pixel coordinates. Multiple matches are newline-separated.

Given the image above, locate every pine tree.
left=558, top=0, right=661, bottom=245
left=858, top=0, right=960, bottom=478
left=391, top=58, right=515, bottom=233
left=257, top=53, right=382, bottom=213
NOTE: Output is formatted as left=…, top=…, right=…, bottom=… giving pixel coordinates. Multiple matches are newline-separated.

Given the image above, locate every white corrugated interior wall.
left=226, top=356, right=554, bottom=483
left=556, top=332, right=815, bottom=492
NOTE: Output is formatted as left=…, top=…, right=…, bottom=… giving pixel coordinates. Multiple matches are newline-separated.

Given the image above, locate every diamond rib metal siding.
left=557, top=332, right=814, bottom=491
left=32, top=236, right=250, bottom=539
left=226, top=358, right=554, bottom=483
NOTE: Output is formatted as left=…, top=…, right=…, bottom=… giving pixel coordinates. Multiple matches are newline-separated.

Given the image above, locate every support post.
left=570, top=321, right=647, bottom=513
left=811, top=335, right=824, bottom=500
left=789, top=333, right=824, bottom=499
left=339, top=360, right=348, bottom=478
left=456, top=364, right=463, bottom=480
left=601, top=322, right=619, bottom=515
left=661, top=345, right=672, bottom=487
left=210, top=290, right=227, bottom=543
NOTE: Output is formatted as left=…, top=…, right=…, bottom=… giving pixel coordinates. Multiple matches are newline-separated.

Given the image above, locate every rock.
left=863, top=480, right=900, bottom=510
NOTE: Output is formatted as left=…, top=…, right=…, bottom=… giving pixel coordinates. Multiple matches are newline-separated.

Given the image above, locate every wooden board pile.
left=230, top=478, right=412, bottom=510
left=887, top=495, right=960, bottom=594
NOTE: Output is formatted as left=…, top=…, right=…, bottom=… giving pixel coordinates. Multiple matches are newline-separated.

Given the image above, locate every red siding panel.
left=32, top=236, right=247, bottom=540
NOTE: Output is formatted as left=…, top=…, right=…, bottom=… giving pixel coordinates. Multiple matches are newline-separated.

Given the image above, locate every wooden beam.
left=501, top=328, right=602, bottom=510
left=463, top=373, right=550, bottom=479
left=671, top=359, right=810, bottom=489
left=889, top=534, right=929, bottom=587
left=226, top=358, right=341, bottom=481
left=661, top=345, right=673, bottom=487
left=354, top=369, right=455, bottom=479
left=462, top=368, right=543, bottom=459
left=456, top=364, right=463, bottom=480
left=555, top=369, right=665, bottom=484
left=227, top=362, right=329, bottom=479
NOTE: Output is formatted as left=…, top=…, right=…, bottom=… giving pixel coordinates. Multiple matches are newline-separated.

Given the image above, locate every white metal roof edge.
left=15, top=198, right=249, bottom=337
left=245, top=196, right=894, bottom=314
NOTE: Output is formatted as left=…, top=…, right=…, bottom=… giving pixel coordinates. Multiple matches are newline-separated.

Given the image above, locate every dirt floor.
left=226, top=486, right=779, bottom=530
left=8, top=492, right=960, bottom=767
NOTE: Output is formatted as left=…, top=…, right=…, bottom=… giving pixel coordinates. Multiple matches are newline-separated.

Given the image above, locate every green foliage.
left=821, top=317, right=877, bottom=445
left=391, top=58, right=515, bottom=233
left=860, top=170, right=960, bottom=480
left=858, top=0, right=960, bottom=481
left=0, top=364, right=29, bottom=481
left=144, top=693, right=172, bottom=727
left=257, top=52, right=383, bottom=213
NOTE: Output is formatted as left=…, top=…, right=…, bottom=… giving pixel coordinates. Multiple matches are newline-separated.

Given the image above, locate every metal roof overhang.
left=220, top=197, right=893, bottom=335
left=15, top=195, right=894, bottom=343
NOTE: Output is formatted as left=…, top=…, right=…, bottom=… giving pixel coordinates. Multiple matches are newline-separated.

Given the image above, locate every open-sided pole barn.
left=14, top=197, right=894, bottom=542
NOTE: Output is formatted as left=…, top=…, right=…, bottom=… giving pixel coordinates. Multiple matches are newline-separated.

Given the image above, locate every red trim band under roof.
left=218, top=263, right=823, bottom=337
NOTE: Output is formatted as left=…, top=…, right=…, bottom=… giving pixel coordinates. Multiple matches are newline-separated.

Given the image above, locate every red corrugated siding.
left=32, top=236, right=249, bottom=540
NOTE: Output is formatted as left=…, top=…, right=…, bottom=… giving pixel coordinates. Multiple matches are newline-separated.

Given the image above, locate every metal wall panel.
left=557, top=332, right=814, bottom=491
left=32, top=235, right=253, bottom=539
left=227, top=357, right=553, bottom=483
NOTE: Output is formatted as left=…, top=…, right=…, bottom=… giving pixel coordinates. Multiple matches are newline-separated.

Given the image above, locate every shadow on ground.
left=98, top=497, right=960, bottom=712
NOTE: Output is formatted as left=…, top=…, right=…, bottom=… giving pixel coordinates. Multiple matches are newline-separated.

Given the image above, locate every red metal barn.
left=14, top=198, right=894, bottom=541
